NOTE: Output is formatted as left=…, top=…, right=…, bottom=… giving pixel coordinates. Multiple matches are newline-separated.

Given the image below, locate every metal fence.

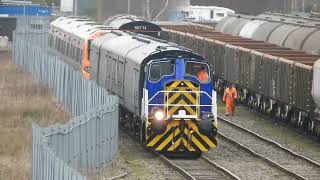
left=13, top=16, right=119, bottom=180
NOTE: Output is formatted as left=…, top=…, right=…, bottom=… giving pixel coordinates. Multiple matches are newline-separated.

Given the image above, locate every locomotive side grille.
left=164, top=80, right=200, bottom=117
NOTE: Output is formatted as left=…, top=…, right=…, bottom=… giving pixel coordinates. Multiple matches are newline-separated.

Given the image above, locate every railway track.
left=159, top=154, right=239, bottom=180
left=123, top=115, right=320, bottom=179
left=217, top=116, right=320, bottom=180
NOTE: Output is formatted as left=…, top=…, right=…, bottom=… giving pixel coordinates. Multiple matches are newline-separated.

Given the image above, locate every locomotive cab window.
left=185, top=61, right=210, bottom=83
left=149, top=61, right=174, bottom=82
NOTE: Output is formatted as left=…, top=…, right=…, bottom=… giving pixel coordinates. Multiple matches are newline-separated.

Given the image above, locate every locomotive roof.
left=51, top=16, right=113, bottom=39
left=92, top=31, right=203, bottom=65
left=104, top=14, right=146, bottom=28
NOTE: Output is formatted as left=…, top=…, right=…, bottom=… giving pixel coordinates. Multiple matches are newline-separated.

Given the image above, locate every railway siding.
left=204, top=135, right=298, bottom=180
left=218, top=116, right=320, bottom=179
left=161, top=24, right=320, bottom=135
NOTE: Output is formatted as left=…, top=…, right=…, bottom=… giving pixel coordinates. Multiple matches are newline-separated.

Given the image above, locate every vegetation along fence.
left=13, top=16, right=119, bottom=180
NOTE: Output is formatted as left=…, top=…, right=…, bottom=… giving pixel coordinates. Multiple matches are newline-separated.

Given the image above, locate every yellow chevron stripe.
left=168, top=99, right=185, bottom=114
left=167, top=138, right=182, bottom=151
left=167, top=92, right=181, bottom=104
left=168, top=99, right=197, bottom=115
left=181, top=92, right=196, bottom=104
left=167, top=92, right=196, bottom=105
left=197, top=131, right=216, bottom=147
left=185, top=81, right=196, bottom=88
left=147, top=126, right=170, bottom=147
left=184, top=129, right=207, bottom=151
left=170, top=81, right=182, bottom=88
left=182, top=138, right=195, bottom=151
left=155, top=128, right=180, bottom=151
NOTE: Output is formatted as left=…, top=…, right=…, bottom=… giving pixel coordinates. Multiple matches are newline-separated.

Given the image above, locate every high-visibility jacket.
left=223, top=87, right=237, bottom=101
left=197, top=70, right=209, bottom=82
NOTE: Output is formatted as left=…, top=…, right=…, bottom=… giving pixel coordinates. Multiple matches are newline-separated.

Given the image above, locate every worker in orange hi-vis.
left=197, top=66, right=209, bottom=83
left=223, top=84, right=237, bottom=116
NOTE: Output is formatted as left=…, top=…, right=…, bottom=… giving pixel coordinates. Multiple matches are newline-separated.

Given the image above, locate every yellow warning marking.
left=168, top=138, right=182, bottom=151
left=184, top=129, right=207, bottom=151
left=156, top=128, right=180, bottom=151
left=196, top=131, right=216, bottom=147
left=182, top=138, right=195, bottom=151
left=168, top=99, right=186, bottom=114
left=169, top=81, right=182, bottom=88
left=185, top=81, right=196, bottom=88
left=147, top=126, right=170, bottom=147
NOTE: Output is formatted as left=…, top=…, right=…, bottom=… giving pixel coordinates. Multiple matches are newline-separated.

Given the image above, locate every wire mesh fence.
left=13, top=16, right=119, bottom=180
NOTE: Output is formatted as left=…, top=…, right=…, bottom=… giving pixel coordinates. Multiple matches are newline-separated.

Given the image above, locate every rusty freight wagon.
left=161, top=23, right=320, bottom=136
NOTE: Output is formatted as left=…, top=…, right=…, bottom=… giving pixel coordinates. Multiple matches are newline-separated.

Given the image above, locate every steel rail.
left=200, top=155, right=241, bottom=180
left=217, top=116, right=320, bottom=180
left=218, top=116, right=320, bottom=168
left=122, top=129, right=238, bottom=180
left=217, top=132, right=306, bottom=180
left=159, top=154, right=241, bottom=180
left=158, top=155, right=196, bottom=180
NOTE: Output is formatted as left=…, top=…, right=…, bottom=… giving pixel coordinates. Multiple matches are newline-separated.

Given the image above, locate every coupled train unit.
left=49, top=16, right=218, bottom=155
left=49, top=14, right=162, bottom=80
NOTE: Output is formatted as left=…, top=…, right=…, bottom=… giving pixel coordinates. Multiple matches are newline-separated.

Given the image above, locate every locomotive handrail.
left=148, top=90, right=213, bottom=104
left=148, top=90, right=214, bottom=118
left=148, top=104, right=214, bottom=107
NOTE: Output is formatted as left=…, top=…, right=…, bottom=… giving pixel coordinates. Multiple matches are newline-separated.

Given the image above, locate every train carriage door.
left=133, top=64, right=140, bottom=114
left=106, top=52, right=114, bottom=92
left=111, top=56, right=118, bottom=95
left=117, top=57, right=125, bottom=103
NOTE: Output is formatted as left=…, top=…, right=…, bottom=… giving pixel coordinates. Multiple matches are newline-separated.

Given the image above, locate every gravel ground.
left=89, top=132, right=185, bottom=180
left=217, top=98, right=320, bottom=164
left=204, top=137, right=295, bottom=180
left=217, top=99, right=320, bottom=179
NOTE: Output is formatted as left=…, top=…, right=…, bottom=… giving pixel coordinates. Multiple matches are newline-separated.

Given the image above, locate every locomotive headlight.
left=155, top=111, right=164, bottom=121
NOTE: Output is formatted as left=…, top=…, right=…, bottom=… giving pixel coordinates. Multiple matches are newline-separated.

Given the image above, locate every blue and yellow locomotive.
left=50, top=16, right=218, bottom=156
left=90, top=32, right=218, bottom=155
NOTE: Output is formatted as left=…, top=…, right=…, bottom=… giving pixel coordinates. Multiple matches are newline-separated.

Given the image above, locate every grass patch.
left=0, top=52, right=70, bottom=180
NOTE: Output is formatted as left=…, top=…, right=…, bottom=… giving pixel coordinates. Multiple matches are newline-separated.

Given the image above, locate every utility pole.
left=128, top=0, right=130, bottom=14
left=146, top=0, right=150, bottom=20
left=284, top=0, right=287, bottom=13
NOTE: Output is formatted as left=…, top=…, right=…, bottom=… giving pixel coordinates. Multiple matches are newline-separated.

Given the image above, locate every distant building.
left=191, top=0, right=285, bottom=15
left=186, top=6, right=235, bottom=22
left=0, top=2, right=52, bottom=41
left=60, top=0, right=73, bottom=14
left=0, top=4, right=52, bottom=17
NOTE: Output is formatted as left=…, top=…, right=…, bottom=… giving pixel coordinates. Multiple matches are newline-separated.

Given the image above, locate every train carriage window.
left=216, top=13, right=225, bottom=17
left=70, top=45, right=74, bottom=58
left=185, top=61, right=210, bottom=83
left=49, top=34, right=53, bottom=47
left=149, top=61, right=174, bottom=82
left=55, top=37, right=59, bottom=50
left=80, top=49, right=83, bottom=62
left=58, top=39, right=61, bottom=52
left=76, top=48, right=81, bottom=63
left=66, top=42, right=70, bottom=56
left=210, top=10, right=214, bottom=19
left=61, top=41, right=65, bottom=54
